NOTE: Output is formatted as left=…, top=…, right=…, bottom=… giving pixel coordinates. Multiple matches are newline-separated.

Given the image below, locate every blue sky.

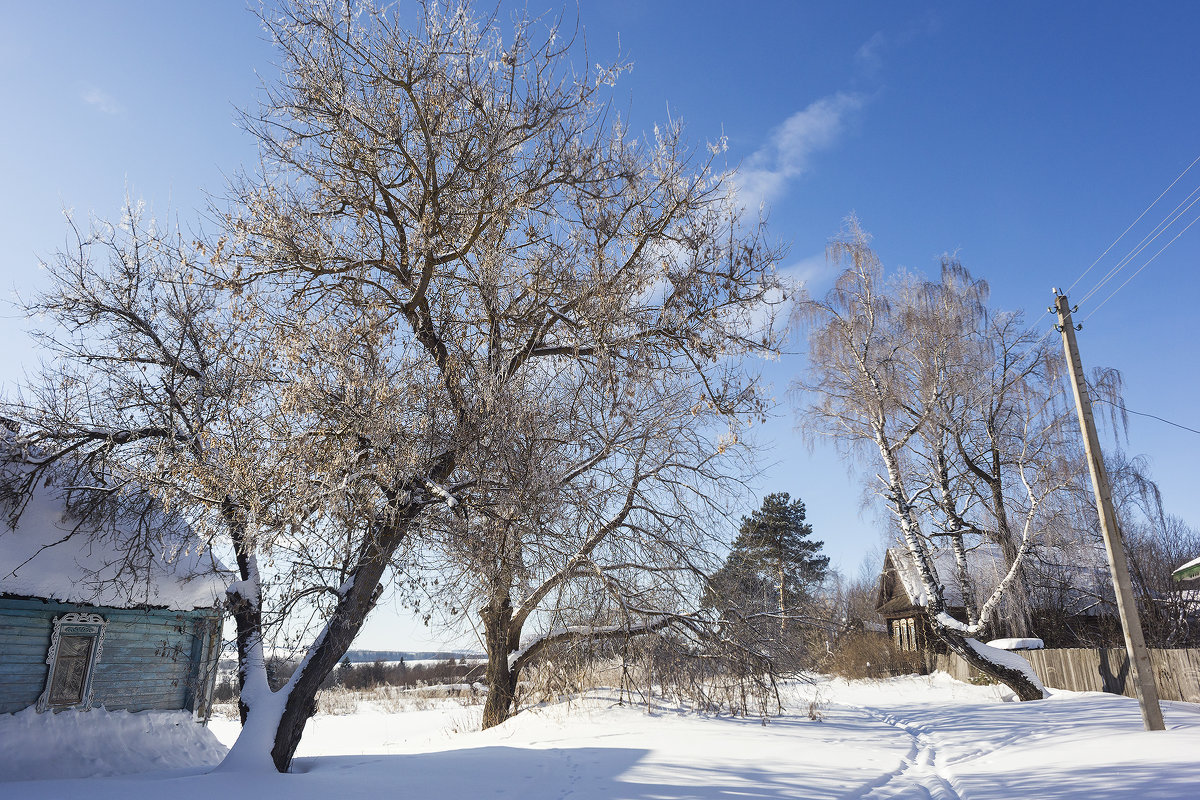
left=2, top=2, right=1199, bottom=650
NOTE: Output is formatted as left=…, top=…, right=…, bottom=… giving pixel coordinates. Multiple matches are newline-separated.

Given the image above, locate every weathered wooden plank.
left=95, top=688, right=188, bottom=701
left=0, top=661, right=53, bottom=676
left=0, top=615, right=55, bottom=629
left=1, top=636, right=202, bottom=664
left=94, top=670, right=192, bottom=686
left=0, top=641, right=56, bottom=658
left=0, top=631, right=53, bottom=646
left=0, top=673, right=48, bottom=687
left=100, top=696, right=189, bottom=710
left=99, top=640, right=198, bottom=654
left=95, top=680, right=190, bottom=693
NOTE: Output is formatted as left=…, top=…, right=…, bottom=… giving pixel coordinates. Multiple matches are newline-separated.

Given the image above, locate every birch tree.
left=795, top=221, right=1078, bottom=699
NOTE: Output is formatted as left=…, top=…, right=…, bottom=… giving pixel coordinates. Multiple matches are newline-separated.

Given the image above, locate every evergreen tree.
left=707, top=493, right=829, bottom=635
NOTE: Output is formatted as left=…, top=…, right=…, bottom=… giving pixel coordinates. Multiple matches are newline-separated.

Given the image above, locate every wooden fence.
left=934, top=647, right=1200, bottom=703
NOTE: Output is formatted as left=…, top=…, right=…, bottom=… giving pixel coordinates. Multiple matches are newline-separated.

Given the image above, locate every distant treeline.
left=334, top=657, right=484, bottom=690
left=212, top=656, right=485, bottom=702
left=218, top=649, right=485, bottom=672
left=340, top=650, right=485, bottom=664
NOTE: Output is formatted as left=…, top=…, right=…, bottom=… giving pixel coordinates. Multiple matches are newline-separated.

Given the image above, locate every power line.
left=1067, top=152, right=1200, bottom=296
left=1083, top=208, right=1200, bottom=320
left=1091, top=397, right=1200, bottom=437
left=1078, top=183, right=1200, bottom=306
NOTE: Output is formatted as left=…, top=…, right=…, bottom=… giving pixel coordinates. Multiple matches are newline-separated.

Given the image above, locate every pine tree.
left=708, top=493, right=829, bottom=635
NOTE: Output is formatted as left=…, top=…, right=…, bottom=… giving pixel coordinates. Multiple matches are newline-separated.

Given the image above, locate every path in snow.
left=813, top=675, right=1200, bottom=800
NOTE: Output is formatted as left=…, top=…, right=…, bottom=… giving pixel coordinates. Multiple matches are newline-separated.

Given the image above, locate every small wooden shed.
left=0, top=471, right=225, bottom=717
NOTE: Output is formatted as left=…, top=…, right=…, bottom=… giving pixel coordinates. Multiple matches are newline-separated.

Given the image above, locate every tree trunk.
left=777, top=557, right=788, bottom=636
left=220, top=496, right=429, bottom=773
left=930, top=616, right=1044, bottom=701
left=990, top=482, right=1035, bottom=637
left=873, top=435, right=1043, bottom=701
left=268, top=553, right=389, bottom=771
left=481, top=595, right=518, bottom=729
left=949, top=533, right=979, bottom=628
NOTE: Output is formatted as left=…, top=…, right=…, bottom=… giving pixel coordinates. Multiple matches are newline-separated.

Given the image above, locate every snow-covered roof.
left=0, top=450, right=227, bottom=612
left=882, top=544, right=1114, bottom=617
left=884, top=547, right=1002, bottom=609
left=1173, top=556, right=1200, bottom=582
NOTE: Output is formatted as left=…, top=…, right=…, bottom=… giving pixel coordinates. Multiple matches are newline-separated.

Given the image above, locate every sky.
left=2, top=1, right=1199, bottom=650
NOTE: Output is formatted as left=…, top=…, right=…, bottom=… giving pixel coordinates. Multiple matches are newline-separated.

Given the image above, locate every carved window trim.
left=37, top=612, right=107, bottom=712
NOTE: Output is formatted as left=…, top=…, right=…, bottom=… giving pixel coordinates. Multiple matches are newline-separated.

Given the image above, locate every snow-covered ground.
left=4, top=673, right=1199, bottom=799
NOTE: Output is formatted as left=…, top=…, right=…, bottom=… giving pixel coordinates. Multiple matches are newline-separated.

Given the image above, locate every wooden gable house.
left=876, top=545, right=1120, bottom=654
left=875, top=548, right=964, bottom=654
left=0, top=456, right=226, bottom=718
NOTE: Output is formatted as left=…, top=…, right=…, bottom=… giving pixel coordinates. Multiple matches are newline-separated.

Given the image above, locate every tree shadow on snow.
left=956, top=760, right=1199, bottom=800
left=8, top=745, right=856, bottom=800
left=291, top=746, right=830, bottom=800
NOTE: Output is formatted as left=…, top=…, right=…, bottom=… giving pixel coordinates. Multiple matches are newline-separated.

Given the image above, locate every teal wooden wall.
left=0, top=596, right=221, bottom=715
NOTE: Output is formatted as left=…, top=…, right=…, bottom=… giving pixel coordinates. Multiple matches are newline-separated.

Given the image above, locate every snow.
left=0, top=468, right=227, bottom=611
left=935, top=610, right=970, bottom=633
left=5, top=673, right=1200, bottom=798
left=986, top=637, right=1045, bottom=650
left=0, top=706, right=226, bottom=782
left=964, top=638, right=1047, bottom=697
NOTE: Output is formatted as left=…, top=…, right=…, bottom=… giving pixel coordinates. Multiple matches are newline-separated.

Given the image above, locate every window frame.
left=37, top=612, right=107, bottom=712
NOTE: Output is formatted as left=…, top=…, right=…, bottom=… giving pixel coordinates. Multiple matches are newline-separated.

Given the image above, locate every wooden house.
left=876, top=546, right=1118, bottom=653
left=0, top=463, right=226, bottom=717
left=876, top=548, right=959, bottom=654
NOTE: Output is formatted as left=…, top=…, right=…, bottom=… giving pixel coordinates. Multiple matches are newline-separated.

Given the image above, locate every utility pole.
left=1053, top=292, right=1164, bottom=731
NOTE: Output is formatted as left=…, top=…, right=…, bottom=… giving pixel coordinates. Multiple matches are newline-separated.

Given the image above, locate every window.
left=38, top=612, right=106, bottom=712
left=893, top=617, right=919, bottom=652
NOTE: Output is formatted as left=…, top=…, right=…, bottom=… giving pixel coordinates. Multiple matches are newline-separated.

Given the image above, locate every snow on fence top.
left=1, top=450, right=228, bottom=611
left=985, top=637, right=1045, bottom=651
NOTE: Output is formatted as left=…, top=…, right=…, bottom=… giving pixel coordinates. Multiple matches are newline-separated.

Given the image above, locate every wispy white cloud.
left=734, top=92, right=864, bottom=212
left=853, top=15, right=941, bottom=79
left=82, top=88, right=121, bottom=115
left=855, top=31, right=886, bottom=76
left=780, top=252, right=836, bottom=293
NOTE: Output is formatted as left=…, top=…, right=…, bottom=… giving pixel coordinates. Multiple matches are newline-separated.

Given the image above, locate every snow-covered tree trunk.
left=216, top=494, right=433, bottom=772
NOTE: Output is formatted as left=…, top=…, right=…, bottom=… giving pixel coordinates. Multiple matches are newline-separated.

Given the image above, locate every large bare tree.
left=6, top=0, right=785, bottom=770
left=420, top=355, right=756, bottom=728
left=223, top=0, right=785, bottom=739
left=795, top=221, right=1081, bottom=700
